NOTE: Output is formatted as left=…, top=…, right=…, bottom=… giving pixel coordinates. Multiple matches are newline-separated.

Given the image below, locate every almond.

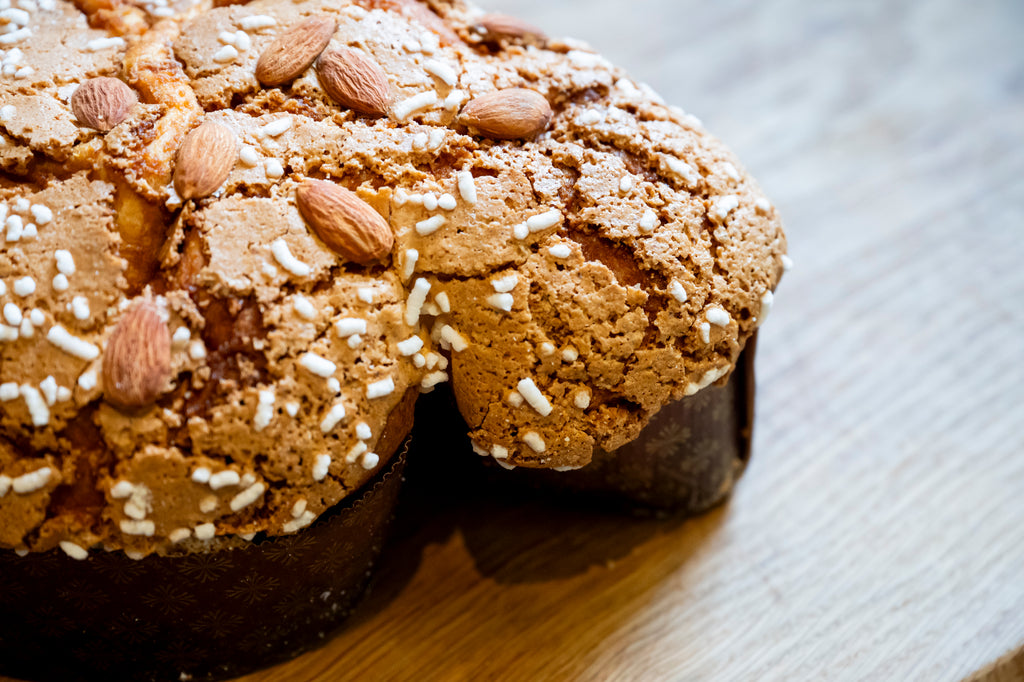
left=316, top=47, right=390, bottom=117
left=174, top=121, right=237, bottom=200
left=255, top=16, right=336, bottom=87
left=296, top=180, right=394, bottom=265
left=475, top=13, right=546, bottom=43
left=459, top=88, right=552, bottom=141
left=103, top=301, right=172, bottom=410
left=71, top=77, right=137, bottom=132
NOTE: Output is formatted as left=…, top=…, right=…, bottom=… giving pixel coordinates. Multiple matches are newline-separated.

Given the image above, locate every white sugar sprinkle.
left=397, top=335, right=424, bottom=356
left=424, top=59, right=458, bottom=86
left=562, top=347, right=579, bottom=362
left=522, top=431, right=546, bottom=453
left=312, top=453, right=331, bottom=482
left=456, top=171, right=477, bottom=204
left=120, top=519, right=155, bottom=536
left=59, top=541, right=88, bottom=560
left=507, top=391, right=524, bottom=407
left=664, top=155, right=700, bottom=187
left=517, top=378, right=552, bottom=416
left=3, top=303, right=21, bottom=326
left=86, top=36, right=124, bottom=51
left=291, top=499, right=307, bottom=518
left=300, top=352, right=336, bottom=378
left=366, top=377, right=395, bottom=399
left=539, top=342, right=555, bottom=356
left=18, top=319, right=31, bottom=338
left=71, top=296, right=90, bottom=321
left=46, top=325, right=99, bottom=360
left=239, top=145, right=259, bottom=166
left=270, top=239, right=311, bottom=277
left=52, top=274, right=69, bottom=291
left=491, top=445, right=509, bottom=460
left=39, top=376, right=57, bottom=405
left=261, top=117, right=292, bottom=137
left=755, top=197, right=772, bottom=214
left=435, top=292, right=450, bottom=313
left=639, top=209, right=658, bottom=233
left=668, top=280, right=688, bottom=304
left=12, top=276, right=34, bottom=296
left=758, top=290, right=774, bottom=326
left=283, top=511, right=316, bottom=533
left=577, top=108, right=602, bottom=125
left=253, top=388, right=275, bottom=431
left=358, top=287, right=376, bottom=304
left=213, top=44, right=238, bottom=63
left=428, top=129, right=446, bottom=150
left=285, top=401, right=300, bottom=417
left=346, top=441, right=368, bottom=463
left=12, top=466, right=51, bottom=493
left=194, top=523, right=215, bottom=540
left=229, top=482, right=265, bottom=512
left=437, top=193, right=457, bottom=211
left=440, top=325, right=468, bottom=352
left=335, top=318, right=367, bottom=338
left=77, top=369, right=97, bottom=391
left=491, top=274, right=518, bottom=293
left=393, top=91, right=437, bottom=121
left=0, top=324, right=18, bottom=342
left=781, top=254, right=794, bottom=271
left=209, top=470, right=240, bottom=490
left=412, top=353, right=426, bottom=367
left=526, top=209, right=561, bottom=232
left=30, top=205, right=52, bottom=225
left=405, top=277, right=431, bottom=325
left=574, top=389, right=591, bottom=409
left=421, top=193, right=438, bottom=211
left=347, top=334, right=362, bottom=348
left=706, top=307, right=731, bottom=326
left=54, top=249, right=75, bottom=275
left=513, top=223, right=529, bottom=240
left=711, top=195, right=740, bottom=221
left=239, top=15, right=276, bottom=30
left=360, top=452, right=380, bottom=470
left=292, top=295, right=315, bottom=320
left=29, top=308, right=43, bottom=326
left=355, top=422, right=372, bottom=440
left=169, top=528, right=192, bottom=543
left=443, top=89, right=465, bottom=111
left=0, top=105, right=15, bottom=120
left=111, top=480, right=134, bottom=498
left=421, top=371, right=448, bottom=389
left=685, top=365, right=730, bottom=396
left=619, top=176, right=633, bottom=193
left=0, top=383, right=18, bottom=401
left=188, top=340, right=207, bottom=360
left=402, top=248, right=419, bottom=280
left=699, top=322, right=711, bottom=345
left=416, top=215, right=446, bottom=236
left=326, top=377, right=341, bottom=394
left=264, top=158, right=284, bottom=178
left=548, top=244, right=571, bottom=259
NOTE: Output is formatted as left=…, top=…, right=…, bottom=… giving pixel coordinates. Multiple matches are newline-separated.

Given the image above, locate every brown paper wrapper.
left=0, top=441, right=409, bottom=682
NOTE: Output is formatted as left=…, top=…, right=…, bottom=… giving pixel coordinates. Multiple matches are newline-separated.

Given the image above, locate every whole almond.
left=475, top=13, right=546, bottom=43
left=255, top=16, right=336, bottom=87
left=296, top=180, right=394, bottom=265
left=71, top=77, right=137, bottom=132
left=316, top=48, right=390, bottom=117
left=174, top=121, right=237, bottom=200
left=459, top=88, right=552, bottom=141
left=103, top=301, right=172, bottom=410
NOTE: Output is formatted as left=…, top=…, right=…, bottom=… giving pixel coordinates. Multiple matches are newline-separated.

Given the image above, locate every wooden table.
left=245, top=1, right=1024, bottom=679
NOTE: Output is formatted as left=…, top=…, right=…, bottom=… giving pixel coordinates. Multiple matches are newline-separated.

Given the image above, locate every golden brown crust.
left=0, top=0, right=785, bottom=556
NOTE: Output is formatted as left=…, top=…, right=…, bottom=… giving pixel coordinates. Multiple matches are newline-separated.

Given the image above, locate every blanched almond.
left=255, top=16, right=336, bottom=87
left=459, top=88, right=552, bottom=141
left=174, top=121, right=237, bottom=200
left=316, top=48, right=390, bottom=117
left=103, top=301, right=172, bottom=410
left=475, top=13, right=546, bottom=43
left=296, top=180, right=394, bottom=265
left=71, top=77, right=136, bottom=132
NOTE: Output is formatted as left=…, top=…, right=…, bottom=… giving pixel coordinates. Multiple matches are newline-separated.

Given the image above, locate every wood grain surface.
left=241, top=1, right=1024, bottom=680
